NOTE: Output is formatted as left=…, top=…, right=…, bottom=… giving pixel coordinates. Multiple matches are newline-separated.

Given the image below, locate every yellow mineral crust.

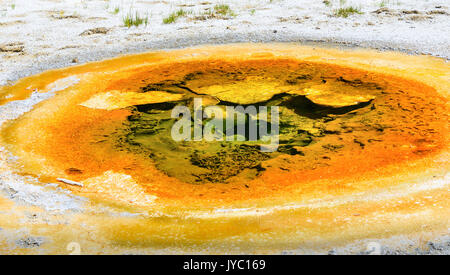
left=302, top=84, right=377, bottom=107
left=80, top=90, right=184, bottom=110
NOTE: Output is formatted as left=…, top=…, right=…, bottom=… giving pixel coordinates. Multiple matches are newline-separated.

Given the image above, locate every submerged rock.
left=15, top=237, right=45, bottom=248
left=0, top=42, right=24, bottom=53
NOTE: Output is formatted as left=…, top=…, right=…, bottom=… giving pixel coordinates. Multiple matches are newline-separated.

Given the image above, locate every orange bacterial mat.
left=0, top=44, right=448, bottom=254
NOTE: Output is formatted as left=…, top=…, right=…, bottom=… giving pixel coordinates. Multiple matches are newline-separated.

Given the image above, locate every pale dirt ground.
left=0, top=0, right=449, bottom=85
left=0, top=0, right=449, bottom=254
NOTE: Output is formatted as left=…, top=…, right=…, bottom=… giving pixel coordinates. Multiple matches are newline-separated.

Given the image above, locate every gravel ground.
left=0, top=0, right=448, bottom=255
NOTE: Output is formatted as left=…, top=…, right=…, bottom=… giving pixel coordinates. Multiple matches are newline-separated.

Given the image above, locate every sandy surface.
left=0, top=0, right=449, bottom=254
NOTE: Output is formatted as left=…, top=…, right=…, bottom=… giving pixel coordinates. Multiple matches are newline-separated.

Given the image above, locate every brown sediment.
left=0, top=44, right=448, bottom=253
